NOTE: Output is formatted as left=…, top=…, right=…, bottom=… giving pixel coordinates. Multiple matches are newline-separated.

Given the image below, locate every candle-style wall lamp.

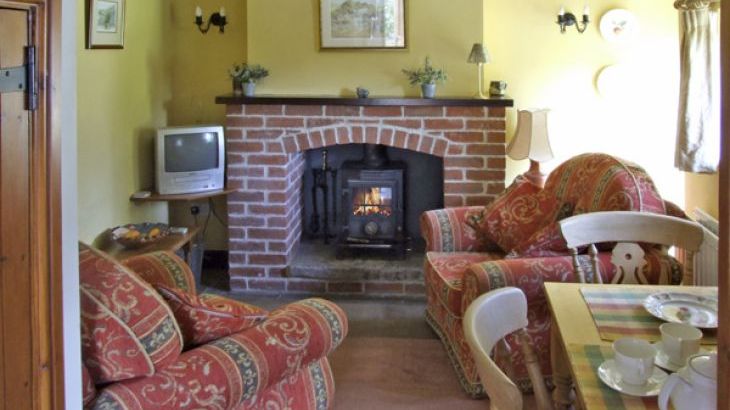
left=557, top=4, right=590, bottom=34
left=195, top=6, right=227, bottom=34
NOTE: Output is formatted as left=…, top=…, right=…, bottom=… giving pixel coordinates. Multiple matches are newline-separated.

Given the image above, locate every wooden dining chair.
left=558, top=211, right=705, bottom=285
left=463, top=287, right=553, bottom=410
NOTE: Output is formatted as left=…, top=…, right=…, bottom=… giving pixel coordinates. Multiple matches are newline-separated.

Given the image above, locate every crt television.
left=155, top=125, right=225, bottom=195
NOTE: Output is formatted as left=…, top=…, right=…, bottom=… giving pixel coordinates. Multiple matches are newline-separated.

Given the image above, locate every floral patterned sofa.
left=420, top=153, right=685, bottom=397
left=79, top=243, right=348, bottom=409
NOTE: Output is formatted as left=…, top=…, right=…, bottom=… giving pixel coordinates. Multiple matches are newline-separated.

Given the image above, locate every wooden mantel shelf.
left=215, top=94, right=514, bottom=107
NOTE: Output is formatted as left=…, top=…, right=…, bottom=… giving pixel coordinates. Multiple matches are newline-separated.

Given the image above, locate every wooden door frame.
left=720, top=1, right=729, bottom=408
left=0, top=0, right=63, bottom=408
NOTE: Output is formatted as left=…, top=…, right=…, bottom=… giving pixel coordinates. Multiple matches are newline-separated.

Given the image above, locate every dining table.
left=545, top=282, right=718, bottom=410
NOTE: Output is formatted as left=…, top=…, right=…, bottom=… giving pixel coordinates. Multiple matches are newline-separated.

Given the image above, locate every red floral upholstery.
left=465, top=176, right=557, bottom=252
left=425, top=252, right=504, bottom=315
left=156, top=284, right=268, bottom=346
left=90, top=299, right=347, bottom=410
left=420, top=206, right=498, bottom=252
left=421, top=153, right=684, bottom=397
left=79, top=244, right=183, bottom=383
left=123, top=251, right=197, bottom=293
left=81, top=245, right=348, bottom=410
left=82, top=363, right=96, bottom=406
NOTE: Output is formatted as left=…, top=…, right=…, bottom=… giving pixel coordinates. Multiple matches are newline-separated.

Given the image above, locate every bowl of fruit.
left=111, top=223, right=170, bottom=249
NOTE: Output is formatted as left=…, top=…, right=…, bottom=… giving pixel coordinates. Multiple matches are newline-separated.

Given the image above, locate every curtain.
left=674, top=0, right=721, bottom=173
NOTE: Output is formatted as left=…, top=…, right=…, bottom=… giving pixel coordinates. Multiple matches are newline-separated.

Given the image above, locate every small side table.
left=99, top=225, right=202, bottom=287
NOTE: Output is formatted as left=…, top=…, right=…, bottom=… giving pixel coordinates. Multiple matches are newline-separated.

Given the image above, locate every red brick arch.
left=222, top=102, right=508, bottom=295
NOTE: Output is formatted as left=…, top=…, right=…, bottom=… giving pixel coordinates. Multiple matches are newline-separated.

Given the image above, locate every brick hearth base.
left=218, top=96, right=512, bottom=297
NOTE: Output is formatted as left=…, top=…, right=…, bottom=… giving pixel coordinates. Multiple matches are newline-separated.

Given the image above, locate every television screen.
left=164, top=132, right=219, bottom=172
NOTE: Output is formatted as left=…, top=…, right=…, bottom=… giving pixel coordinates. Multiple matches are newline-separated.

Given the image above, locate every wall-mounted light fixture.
left=195, top=6, right=227, bottom=34
left=557, top=4, right=590, bottom=34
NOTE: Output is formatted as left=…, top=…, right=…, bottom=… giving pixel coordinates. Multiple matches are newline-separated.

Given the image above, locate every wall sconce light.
left=557, top=4, right=590, bottom=34
left=195, top=6, right=227, bottom=34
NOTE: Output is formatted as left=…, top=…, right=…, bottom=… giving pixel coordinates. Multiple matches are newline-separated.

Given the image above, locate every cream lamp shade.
left=507, top=109, right=554, bottom=162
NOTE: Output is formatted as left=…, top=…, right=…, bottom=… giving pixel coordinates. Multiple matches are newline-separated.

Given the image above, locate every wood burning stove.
left=337, top=145, right=406, bottom=258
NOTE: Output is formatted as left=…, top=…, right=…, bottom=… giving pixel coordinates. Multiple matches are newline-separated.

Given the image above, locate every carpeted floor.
left=329, top=337, right=486, bottom=410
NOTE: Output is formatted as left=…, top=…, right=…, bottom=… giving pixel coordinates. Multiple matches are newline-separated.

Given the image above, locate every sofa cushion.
left=79, top=244, right=183, bottom=383
left=466, top=176, right=557, bottom=253
left=123, top=251, right=197, bottom=293
left=425, top=252, right=502, bottom=316
left=507, top=222, right=568, bottom=258
left=156, top=285, right=268, bottom=346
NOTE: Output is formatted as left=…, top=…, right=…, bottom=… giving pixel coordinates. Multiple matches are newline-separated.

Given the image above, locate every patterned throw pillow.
left=79, top=244, right=183, bottom=384
left=155, top=285, right=268, bottom=346
left=506, top=222, right=568, bottom=258
left=466, top=176, right=558, bottom=253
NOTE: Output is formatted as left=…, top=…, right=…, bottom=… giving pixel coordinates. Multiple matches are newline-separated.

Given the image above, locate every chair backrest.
left=559, top=211, right=705, bottom=284
left=463, top=287, right=553, bottom=410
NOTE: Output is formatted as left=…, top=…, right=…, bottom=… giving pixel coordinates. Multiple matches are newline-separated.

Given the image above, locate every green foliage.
left=401, top=57, right=447, bottom=86
left=229, top=63, right=270, bottom=84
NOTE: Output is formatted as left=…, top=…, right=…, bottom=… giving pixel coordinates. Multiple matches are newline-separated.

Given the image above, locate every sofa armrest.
left=122, top=251, right=197, bottom=294
left=460, top=256, right=577, bottom=315
left=460, top=249, right=682, bottom=315
left=90, top=298, right=348, bottom=410
left=421, top=206, right=494, bottom=252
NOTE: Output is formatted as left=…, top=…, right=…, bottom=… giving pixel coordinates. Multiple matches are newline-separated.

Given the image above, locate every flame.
left=353, top=187, right=392, bottom=217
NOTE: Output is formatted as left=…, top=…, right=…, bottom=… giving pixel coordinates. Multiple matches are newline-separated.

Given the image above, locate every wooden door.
left=0, top=6, right=36, bottom=408
left=0, top=1, right=63, bottom=408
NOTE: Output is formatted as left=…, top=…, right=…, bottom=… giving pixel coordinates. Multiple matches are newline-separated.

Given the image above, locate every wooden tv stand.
left=130, top=188, right=236, bottom=203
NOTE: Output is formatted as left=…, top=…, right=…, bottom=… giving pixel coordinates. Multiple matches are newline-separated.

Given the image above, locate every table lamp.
left=507, top=109, right=554, bottom=187
left=467, top=43, right=491, bottom=99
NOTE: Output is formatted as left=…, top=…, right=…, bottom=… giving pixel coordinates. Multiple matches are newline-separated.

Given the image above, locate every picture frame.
left=86, top=0, right=126, bottom=49
left=319, top=0, right=406, bottom=50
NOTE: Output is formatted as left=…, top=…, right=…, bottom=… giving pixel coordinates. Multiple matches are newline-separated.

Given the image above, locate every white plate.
left=599, top=9, right=639, bottom=42
left=652, top=341, right=710, bottom=372
left=643, top=292, right=718, bottom=329
left=597, top=359, right=668, bottom=397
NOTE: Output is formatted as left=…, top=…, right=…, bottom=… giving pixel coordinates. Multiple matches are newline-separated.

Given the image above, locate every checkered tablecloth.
left=567, top=344, right=659, bottom=410
left=580, top=287, right=717, bottom=344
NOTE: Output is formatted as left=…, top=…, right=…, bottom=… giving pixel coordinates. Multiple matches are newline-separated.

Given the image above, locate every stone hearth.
left=217, top=96, right=512, bottom=297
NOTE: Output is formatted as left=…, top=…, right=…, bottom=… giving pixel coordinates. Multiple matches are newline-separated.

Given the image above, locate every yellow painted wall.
left=685, top=173, right=719, bottom=219
left=247, top=0, right=484, bottom=97
left=77, top=0, right=246, bottom=248
left=167, top=0, right=248, bottom=250
left=77, top=0, right=171, bottom=243
left=246, top=0, right=687, bottom=207
left=484, top=0, right=684, bottom=205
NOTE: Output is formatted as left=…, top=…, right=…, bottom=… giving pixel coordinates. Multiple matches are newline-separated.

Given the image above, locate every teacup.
left=613, top=337, right=656, bottom=385
left=660, top=323, right=702, bottom=366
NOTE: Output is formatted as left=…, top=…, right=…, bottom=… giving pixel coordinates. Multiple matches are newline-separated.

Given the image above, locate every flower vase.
left=421, top=83, right=436, bottom=99
left=244, top=82, right=256, bottom=97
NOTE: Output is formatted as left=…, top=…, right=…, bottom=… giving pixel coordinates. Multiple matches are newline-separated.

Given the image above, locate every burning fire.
left=353, top=187, right=392, bottom=216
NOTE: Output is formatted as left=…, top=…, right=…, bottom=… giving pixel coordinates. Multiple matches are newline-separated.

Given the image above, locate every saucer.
left=652, top=341, right=709, bottom=372
left=597, top=359, right=668, bottom=397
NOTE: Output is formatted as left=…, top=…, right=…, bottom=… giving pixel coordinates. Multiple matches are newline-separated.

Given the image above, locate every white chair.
left=463, top=287, right=553, bottom=410
left=558, top=211, right=704, bottom=285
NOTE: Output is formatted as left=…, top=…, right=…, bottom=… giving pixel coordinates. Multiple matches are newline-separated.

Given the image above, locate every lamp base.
left=523, top=159, right=547, bottom=188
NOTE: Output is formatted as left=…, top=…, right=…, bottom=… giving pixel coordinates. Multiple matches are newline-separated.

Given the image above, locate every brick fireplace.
left=216, top=96, right=512, bottom=296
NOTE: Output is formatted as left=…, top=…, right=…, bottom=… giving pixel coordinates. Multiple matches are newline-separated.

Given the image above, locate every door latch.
left=0, top=45, right=37, bottom=111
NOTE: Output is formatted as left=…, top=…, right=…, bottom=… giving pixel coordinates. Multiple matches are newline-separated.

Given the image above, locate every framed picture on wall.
left=86, top=0, right=126, bottom=49
left=319, top=0, right=406, bottom=49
